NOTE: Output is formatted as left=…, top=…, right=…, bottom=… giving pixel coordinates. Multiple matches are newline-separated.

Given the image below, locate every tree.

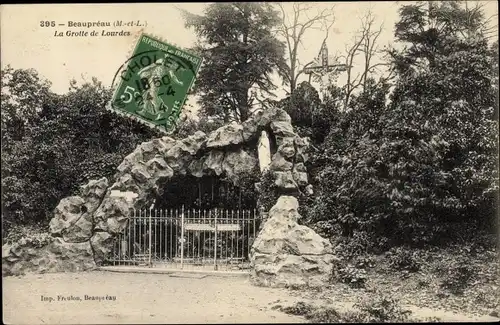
left=180, top=2, right=287, bottom=122
left=1, top=66, right=53, bottom=143
left=339, top=10, right=389, bottom=111
left=1, top=69, right=159, bottom=230
left=390, top=1, right=497, bottom=75
left=276, top=2, right=335, bottom=95
left=306, top=0, right=498, bottom=247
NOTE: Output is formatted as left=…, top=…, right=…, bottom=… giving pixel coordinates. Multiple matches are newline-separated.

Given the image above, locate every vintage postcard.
left=2, top=2, right=499, bottom=324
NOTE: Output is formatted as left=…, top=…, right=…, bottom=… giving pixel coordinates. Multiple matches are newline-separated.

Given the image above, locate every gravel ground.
left=3, top=271, right=305, bottom=324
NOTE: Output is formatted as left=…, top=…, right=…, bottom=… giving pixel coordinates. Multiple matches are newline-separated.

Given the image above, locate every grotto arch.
left=3, top=106, right=336, bottom=287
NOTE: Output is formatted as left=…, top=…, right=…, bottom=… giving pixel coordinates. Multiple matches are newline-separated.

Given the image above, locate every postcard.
left=2, top=2, right=499, bottom=324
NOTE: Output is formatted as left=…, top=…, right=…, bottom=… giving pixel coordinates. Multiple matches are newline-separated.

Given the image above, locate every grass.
left=276, top=296, right=417, bottom=323
left=277, top=236, right=499, bottom=322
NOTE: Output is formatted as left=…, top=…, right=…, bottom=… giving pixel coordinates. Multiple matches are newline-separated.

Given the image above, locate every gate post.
left=214, top=208, right=218, bottom=271
left=148, top=204, right=153, bottom=268
left=180, top=205, right=185, bottom=269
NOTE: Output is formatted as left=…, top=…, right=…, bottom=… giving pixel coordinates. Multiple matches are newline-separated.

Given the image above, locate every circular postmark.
left=110, top=48, right=198, bottom=132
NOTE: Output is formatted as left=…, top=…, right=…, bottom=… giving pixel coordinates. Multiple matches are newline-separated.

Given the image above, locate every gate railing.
left=105, top=206, right=261, bottom=271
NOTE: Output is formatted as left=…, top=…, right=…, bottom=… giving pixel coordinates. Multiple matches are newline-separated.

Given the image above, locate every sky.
left=1, top=2, right=498, bottom=115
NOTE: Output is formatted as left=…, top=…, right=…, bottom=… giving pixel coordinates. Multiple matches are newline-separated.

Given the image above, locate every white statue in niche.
left=258, top=130, right=271, bottom=173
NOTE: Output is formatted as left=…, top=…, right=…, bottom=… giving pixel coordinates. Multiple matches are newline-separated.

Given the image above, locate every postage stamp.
left=109, top=33, right=202, bottom=133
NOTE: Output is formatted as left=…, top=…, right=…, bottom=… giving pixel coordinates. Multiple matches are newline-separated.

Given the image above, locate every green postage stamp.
left=110, top=33, right=202, bottom=132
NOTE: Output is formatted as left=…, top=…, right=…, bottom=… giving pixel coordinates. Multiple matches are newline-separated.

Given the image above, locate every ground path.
left=3, top=270, right=499, bottom=324
left=3, top=271, right=304, bottom=324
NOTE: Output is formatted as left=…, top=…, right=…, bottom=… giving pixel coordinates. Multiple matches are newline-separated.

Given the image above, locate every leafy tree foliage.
left=181, top=2, right=287, bottom=122
left=279, top=82, right=331, bottom=145
left=1, top=69, right=160, bottom=231
left=1, top=66, right=52, bottom=143
left=306, top=1, right=498, bottom=248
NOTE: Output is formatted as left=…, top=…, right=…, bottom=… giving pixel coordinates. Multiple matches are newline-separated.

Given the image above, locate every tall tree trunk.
left=239, top=91, right=250, bottom=122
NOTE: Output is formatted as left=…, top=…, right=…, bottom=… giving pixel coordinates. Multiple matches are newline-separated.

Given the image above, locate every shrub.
left=387, top=246, right=421, bottom=273
left=303, top=5, right=498, bottom=250
left=280, top=297, right=413, bottom=323
left=256, top=170, right=280, bottom=212
left=279, top=81, right=332, bottom=145
left=3, top=223, right=49, bottom=246
left=439, top=258, right=475, bottom=295
left=280, top=301, right=314, bottom=316
left=307, top=306, right=343, bottom=323
left=333, top=263, right=367, bottom=288
left=332, top=232, right=371, bottom=260
left=353, top=296, right=412, bottom=323
left=353, top=255, right=376, bottom=269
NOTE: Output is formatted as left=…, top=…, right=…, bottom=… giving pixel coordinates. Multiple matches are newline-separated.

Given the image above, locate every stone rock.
left=139, top=141, right=158, bottom=162
left=2, top=237, right=95, bottom=276
left=183, top=131, right=207, bottom=151
left=145, top=156, right=174, bottom=179
left=253, top=107, right=292, bottom=126
left=203, top=151, right=225, bottom=176
left=165, top=143, right=194, bottom=174
left=109, top=174, right=141, bottom=193
left=165, top=132, right=205, bottom=174
left=292, top=163, right=308, bottom=187
left=188, top=157, right=206, bottom=178
left=241, top=119, right=259, bottom=142
left=206, top=122, right=245, bottom=148
left=305, top=184, right=314, bottom=196
left=116, top=150, right=144, bottom=174
left=131, top=165, right=151, bottom=184
left=90, top=232, right=115, bottom=266
left=294, top=137, right=310, bottom=163
left=269, top=152, right=293, bottom=172
left=80, top=177, right=108, bottom=207
left=49, top=196, right=84, bottom=234
left=222, top=149, right=258, bottom=184
left=274, top=171, right=297, bottom=190
left=93, top=196, right=132, bottom=233
left=250, top=196, right=336, bottom=288
left=49, top=196, right=93, bottom=243
left=270, top=121, right=296, bottom=138
left=277, top=137, right=296, bottom=159
left=160, top=136, right=178, bottom=148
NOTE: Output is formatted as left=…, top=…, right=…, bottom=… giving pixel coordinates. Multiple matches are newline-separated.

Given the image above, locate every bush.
left=256, top=170, right=280, bottom=212
left=387, top=246, right=421, bottom=273
left=353, top=255, right=376, bottom=270
left=280, top=81, right=334, bottom=145
left=333, top=263, right=367, bottom=288
left=3, top=222, right=49, bottom=246
left=353, top=296, right=412, bottom=323
left=303, top=5, right=498, bottom=250
left=280, top=301, right=314, bottom=316
left=307, top=306, right=343, bottom=323
left=439, top=257, right=475, bottom=295
left=279, top=297, right=413, bottom=323
left=2, top=72, right=160, bottom=228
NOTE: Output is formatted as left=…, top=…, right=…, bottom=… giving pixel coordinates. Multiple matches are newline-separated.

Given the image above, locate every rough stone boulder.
left=90, top=231, right=116, bottom=265
left=164, top=131, right=207, bottom=174
left=206, top=122, right=245, bottom=148
left=250, top=196, right=337, bottom=288
left=221, top=149, right=258, bottom=184
left=49, top=177, right=108, bottom=242
left=93, top=195, right=132, bottom=234
left=266, top=133, right=310, bottom=191
left=2, top=236, right=95, bottom=276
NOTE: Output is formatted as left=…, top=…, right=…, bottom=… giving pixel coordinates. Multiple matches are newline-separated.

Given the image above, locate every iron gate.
left=105, top=207, right=261, bottom=271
